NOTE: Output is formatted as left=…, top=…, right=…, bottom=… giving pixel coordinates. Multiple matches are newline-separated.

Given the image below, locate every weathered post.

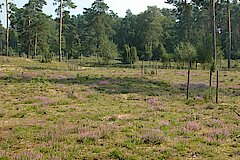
left=187, top=69, right=190, bottom=100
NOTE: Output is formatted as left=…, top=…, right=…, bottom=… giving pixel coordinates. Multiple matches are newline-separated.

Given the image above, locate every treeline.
left=0, top=0, right=240, bottom=67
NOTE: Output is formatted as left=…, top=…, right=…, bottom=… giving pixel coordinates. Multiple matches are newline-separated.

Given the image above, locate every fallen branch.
left=233, top=110, right=240, bottom=117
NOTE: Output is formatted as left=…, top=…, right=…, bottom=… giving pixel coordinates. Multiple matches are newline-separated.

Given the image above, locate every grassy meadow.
left=0, top=57, right=239, bottom=159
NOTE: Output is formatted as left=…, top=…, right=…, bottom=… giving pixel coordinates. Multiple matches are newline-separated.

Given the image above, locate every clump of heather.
left=34, top=96, right=55, bottom=106
left=0, top=150, right=6, bottom=157
left=99, top=80, right=110, bottom=85
left=160, top=121, right=170, bottom=127
left=15, top=150, right=43, bottom=160
left=36, top=125, right=67, bottom=142
left=77, top=127, right=101, bottom=144
left=185, top=121, right=200, bottom=132
left=179, top=121, right=200, bottom=135
left=207, top=119, right=225, bottom=128
left=147, top=97, right=164, bottom=111
left=206, top=127, right=230, bottom=141
left=140, top=129, right=165, bottom=145
left=77, top=124, right=119, bottom=144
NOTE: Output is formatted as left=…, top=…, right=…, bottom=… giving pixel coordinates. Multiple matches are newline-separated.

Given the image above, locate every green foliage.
left=41, top=52, right=53, bottom=63
left=130, top=46, right=138, bottom=63
left=109, top=150, right=126, bottom=160
left=122, top=44, right=130, bottom=64
left=82, top=0, right=118, bottom=64
left=175, top=42, right=197, bottom=66
left=63, top=11, right=80, bottom=59
left=145, top=44, right=153, bottom=61
left=122, top=45, right=138, bottom=64
left=53, top=0, right=77, bottom=15
left=196, top=35, right=212, bottom=64
left=6, top=0, right=240, bottom=66
left=153, top=43, right=166, bottom=60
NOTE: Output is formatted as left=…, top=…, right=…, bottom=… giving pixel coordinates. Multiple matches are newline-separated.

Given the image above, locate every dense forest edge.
left=0, top=0, right=240, bottom=69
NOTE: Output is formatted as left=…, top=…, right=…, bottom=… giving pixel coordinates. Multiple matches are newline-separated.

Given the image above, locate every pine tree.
left=53, top=0, right=76, bottom=62
left=5, top=0, right=9, bottom=56
left=83, top=0, right=118, bottom=64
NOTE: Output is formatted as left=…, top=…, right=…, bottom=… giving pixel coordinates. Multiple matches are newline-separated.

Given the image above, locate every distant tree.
left=152, top=43, right=166, bottom=61
left=0, top=3, right=3, bottom=54
left=9, top=0, right=51, bottom=60
left=122, top=44, right=138, bottom=64
left=63, top=11, right=80, bottom=59
left=5, top=0, right=9, bottom=56
left=116, top=9, right=137, bottom=52
left=99, top=35, right=118, bottom=64
left=196, top=35, right=212, bottom=64
left=227, top=0, right=231, bottom=69
left=136, top=6, right=164, bottom=59
left=53, top=0, right=76, bottom=62
left=0, top=22, right=3, bottom=55
left=130, top=46, right=138, bottom=64
left=145, top=43, right=153, bottom=61
left=162, top=52, right=173, bottom=68
left=83, top=0, right=118, bottom=64
left=175, top=42, right=197, bottom=68
left=24, top=0, right=47, bottom=58
left=160, top=8, right=176, bottom=54
left=122, top=44, right=130, bottom=64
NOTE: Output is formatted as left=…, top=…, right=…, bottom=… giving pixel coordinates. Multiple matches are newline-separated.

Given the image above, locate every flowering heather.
left=147, top=97, right=164, bottom=111
left=78, top=129, right=100, bottom=143
left=147, top=97, right=158, bottom=107
left=185, top=121, right=200, bottom=131
left=34, top=96, right=55, bottom=106
left=0, top=150, right=6, bottom=157
left=77, top=124, right=119, bottom=143
left=0, top=73, right=6, bottom=77
left=37, top=125, right=67, bottom=142
left=140, top=129, right=165, bottom=145
left=99, top=80, right=110, bottom=85
left=78, top=127, right=101, bottom=144
left=15, top=150, right=43, bottom=160
left=180, top=121, right=200, bottom=134
left=206, top=128, right=230, bottom=141
left=68, top=92, right=86, bottom=101
left=207, top=119, right=225, bottom=128
left=22, top=72, right=38, bottom=80
left=160, top=121, right=170, bottom=126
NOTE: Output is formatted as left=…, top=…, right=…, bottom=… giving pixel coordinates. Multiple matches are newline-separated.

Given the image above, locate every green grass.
left=0, top=56, right=239, bottom=159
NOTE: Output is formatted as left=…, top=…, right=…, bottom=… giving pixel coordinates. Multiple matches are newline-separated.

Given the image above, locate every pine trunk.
left=59, top=0, right=63, bottom=62
left=211, top=0, right=217, bottom=67
left=227, top=0, right=232, bottom=70
left=28, top=18, right=31, bottom=59
left=34, top=32, right=38, bottom=59
left=0, top=27, right=2, bottom=54
left=6, top=0, right=9, bottom=56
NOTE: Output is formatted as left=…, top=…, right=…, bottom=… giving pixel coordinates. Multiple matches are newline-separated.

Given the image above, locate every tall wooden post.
left=212, top=0, right=219, bottom=103
left=209, top=70, right=212, bottom=87
left=216, top=71, right=219, bottom=103
left=155, top=61, right=158, bottom=75
left=187, top=69, right=190, bottom=100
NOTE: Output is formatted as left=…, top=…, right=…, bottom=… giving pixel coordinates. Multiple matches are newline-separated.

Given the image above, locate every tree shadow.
left=1, top=74, right=239, bottom=97
left=0, top=74, right=180, bottom=96
left=20, top=66, right=63, bottom=71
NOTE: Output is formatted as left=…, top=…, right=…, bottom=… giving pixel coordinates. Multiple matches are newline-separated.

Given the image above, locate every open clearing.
left=0, top=57, right=239, bottom=159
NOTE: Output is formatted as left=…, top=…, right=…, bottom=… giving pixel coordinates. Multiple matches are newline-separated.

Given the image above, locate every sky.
left=1, top=0, right=172, bottom=27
